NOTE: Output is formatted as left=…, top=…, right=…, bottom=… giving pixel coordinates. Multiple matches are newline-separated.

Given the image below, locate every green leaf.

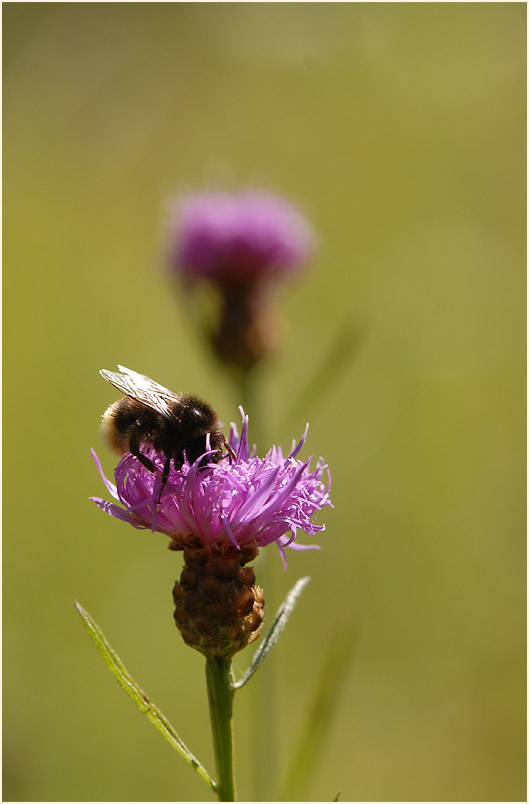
left=232, top=576, right=311, bottom=691
left=281, top=318, right=365, bottom=436
left=332, top=793, right=341, bottom=801
left=279, top=627, right=355, bottom=800
left=75, top=601, right=215, bottom=792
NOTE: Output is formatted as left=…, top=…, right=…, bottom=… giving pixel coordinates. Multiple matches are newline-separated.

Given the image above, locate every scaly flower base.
left=172, top=539, right=264, bottom=660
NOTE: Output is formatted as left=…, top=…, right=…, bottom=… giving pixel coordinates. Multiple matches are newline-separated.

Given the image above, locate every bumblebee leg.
left=155, top=458, right=171, bottom=505
left=129, top=428, right=155, bottom=473
left=135, top=452, right=156, bottom=473
left=224, top=437, right=237, bottom=463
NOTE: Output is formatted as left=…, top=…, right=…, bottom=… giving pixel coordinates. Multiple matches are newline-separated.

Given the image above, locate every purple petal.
left=221, top=515, right=241, bottom=550
left=288, top=423, right=309, bottom=460
left=91, top=449, right=118, bottom=499
left=91, top=497, right=146, bottom=529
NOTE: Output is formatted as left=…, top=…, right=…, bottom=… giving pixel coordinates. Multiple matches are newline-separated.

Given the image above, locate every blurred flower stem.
left=235, top=368, right=276, bottom=801
left=206, top=658, right=236, bottom=802
left=279, top=628, right=355, bottom=800
left=236, top=370, right=260, bottom=446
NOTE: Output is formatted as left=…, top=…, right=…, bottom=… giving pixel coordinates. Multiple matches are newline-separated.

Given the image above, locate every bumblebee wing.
left=116, top=365, right=178, bottom=397
left=100, top=367, right=180, bottom=420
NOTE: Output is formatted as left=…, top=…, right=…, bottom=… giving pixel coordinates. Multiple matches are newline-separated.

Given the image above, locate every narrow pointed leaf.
left=232, top=576, right=310, bottom=691
left=279, top=628, right=355, bottom=801
left=75, top=601, right=215, bottom=792
left=332, top=793, right=341, bottom=801
left=281, top=319, right=364, bottom=436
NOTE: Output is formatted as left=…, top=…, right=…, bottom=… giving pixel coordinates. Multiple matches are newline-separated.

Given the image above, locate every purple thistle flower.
left=167, top=191, right=316, bottom=283
left=91, top=413, right=331, bottom=568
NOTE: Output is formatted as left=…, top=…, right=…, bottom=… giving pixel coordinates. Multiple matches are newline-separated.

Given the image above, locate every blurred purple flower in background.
left=168, top=191, right=316, bottom=284
left=91, top=412, right=331, bottom=568
left=165, top=190, right=317, bottom=372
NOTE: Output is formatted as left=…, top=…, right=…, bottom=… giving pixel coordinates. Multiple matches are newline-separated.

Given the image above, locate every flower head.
left=167, top=190, right=316, bottom=283
left=91, top=413, right=331, bottom=568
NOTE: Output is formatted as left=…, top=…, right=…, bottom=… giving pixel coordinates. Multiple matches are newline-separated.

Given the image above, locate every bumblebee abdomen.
left=100, top=397, right=164, bottom=455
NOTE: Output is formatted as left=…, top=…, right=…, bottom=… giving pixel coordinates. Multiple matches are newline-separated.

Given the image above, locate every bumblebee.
left=100, top=365, right=233, bottom=500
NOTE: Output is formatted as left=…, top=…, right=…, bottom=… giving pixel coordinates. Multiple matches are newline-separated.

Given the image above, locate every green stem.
left=206, top=658, right=236, bottom=802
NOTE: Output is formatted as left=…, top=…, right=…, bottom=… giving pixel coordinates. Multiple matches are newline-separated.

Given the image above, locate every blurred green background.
left=3, top=3, right=526, bottom=801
